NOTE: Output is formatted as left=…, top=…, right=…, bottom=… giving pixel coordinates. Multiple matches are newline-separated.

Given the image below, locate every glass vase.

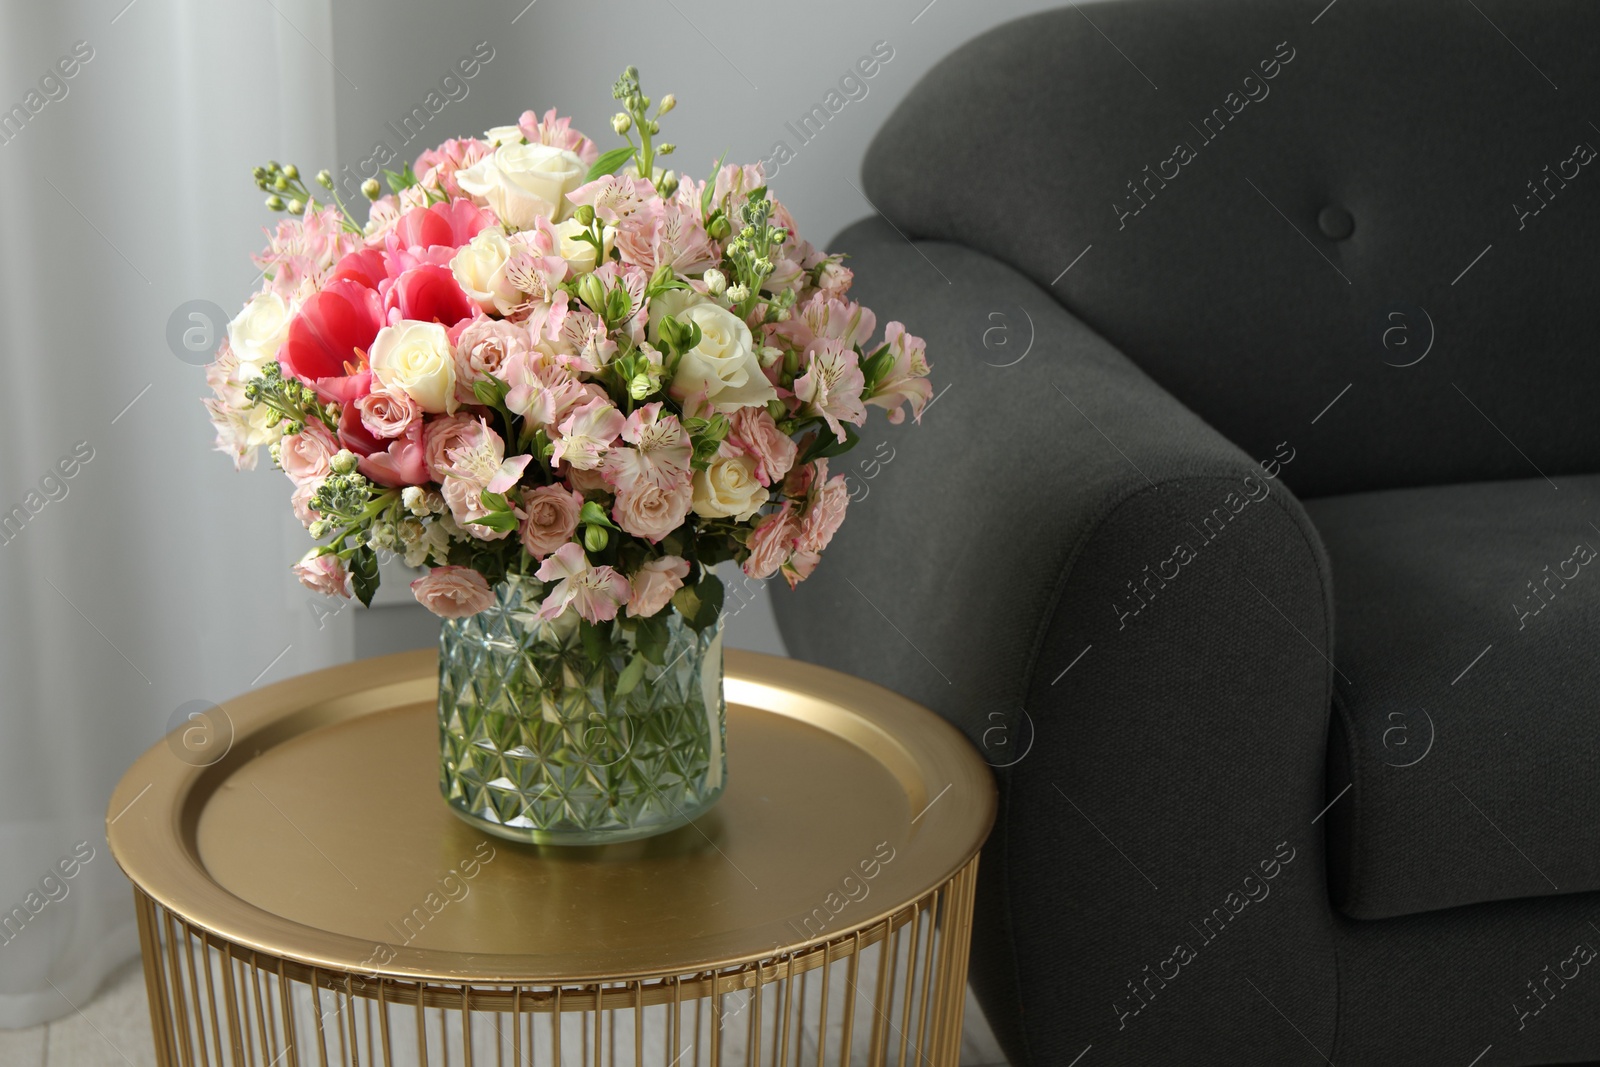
left=436, top=575, right=726, bottom=846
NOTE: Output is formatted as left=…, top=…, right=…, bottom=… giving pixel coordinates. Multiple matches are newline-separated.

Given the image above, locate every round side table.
left=106, top=649, right=995, bottom=1067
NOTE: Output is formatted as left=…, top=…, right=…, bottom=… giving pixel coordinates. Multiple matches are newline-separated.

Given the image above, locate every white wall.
left=326, top=0, right=1065, bottom=656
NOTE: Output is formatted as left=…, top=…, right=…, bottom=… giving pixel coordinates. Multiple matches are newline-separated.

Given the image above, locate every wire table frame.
left=110, top=650, right=994, bottom=1067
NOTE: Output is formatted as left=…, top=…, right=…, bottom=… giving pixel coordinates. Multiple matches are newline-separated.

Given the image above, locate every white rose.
left=455, top=142, right=588, bottom=229
left=369, top=321, right=459, bottom=414
left=692, top=454, right=770, bottom=521
left=671, top=302, right=779, bottom=412
left=226, top=291, right=292, bottom=373
left=550, top=218, right=615, bottom=274
left=484, top=125, right=526, bottom=146
left=451, top=229, right=523, bottom=316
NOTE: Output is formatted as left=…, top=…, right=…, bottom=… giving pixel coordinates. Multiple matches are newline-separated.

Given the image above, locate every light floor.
left=0, top=960, right=1007, bottom=1066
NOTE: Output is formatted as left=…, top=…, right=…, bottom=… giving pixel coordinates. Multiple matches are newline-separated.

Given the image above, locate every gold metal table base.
left=112, top=651, right=994, bottom=1067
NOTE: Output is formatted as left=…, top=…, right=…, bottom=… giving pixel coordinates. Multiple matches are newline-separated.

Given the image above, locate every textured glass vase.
left=437, top=575, right=726, bottom=846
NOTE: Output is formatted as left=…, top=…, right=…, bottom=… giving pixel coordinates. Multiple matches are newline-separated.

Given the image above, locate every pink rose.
left=279, top=421, right=338, bottom=485
left=452, top=318, right=531, bottom=404
left=357, top=386, right=421, bottom=439
left=357, top=422, right=429, bottom=488
left=784, top=548, right=821, bottom=589
left=628, top=556, right=690, bottom=618
left=744, top=505, right=800, bottom=580
left=726, top=408, right=797, bottom=487
left=517, top=484, right=583, bottom=558
left=293, top=553, right=350, bottom=598
left=424, top=412, right=486, bottom=481
left=612, top=480, right=693, bottom=543
left=797, top=474, right=849, bottom=555
left=290, top=480, right=321, bottom=528
left=410, top=565, right=496, bottom=619
left=782, top=457, right=824, bottom=500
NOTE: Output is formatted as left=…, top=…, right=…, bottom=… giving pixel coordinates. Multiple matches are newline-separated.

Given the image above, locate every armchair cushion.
left=1311, top=475, right=1600, bottom=919
left=775, top=217, right=1340, bottom=1066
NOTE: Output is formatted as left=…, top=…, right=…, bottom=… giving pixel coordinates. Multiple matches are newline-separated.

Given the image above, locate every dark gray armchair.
left=771, top=2, right=1600, bottom=1064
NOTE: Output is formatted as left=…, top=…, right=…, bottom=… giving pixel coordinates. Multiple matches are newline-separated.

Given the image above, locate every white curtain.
left=0, top=0, right=351, bottom=1028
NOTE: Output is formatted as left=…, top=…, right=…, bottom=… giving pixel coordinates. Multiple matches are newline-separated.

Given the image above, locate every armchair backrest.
left=863, top=0, right=1600, bottom=497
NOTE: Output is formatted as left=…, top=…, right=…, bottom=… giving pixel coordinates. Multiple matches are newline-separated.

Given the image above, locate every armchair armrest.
left=773, top=217, right=1339, bottom=1066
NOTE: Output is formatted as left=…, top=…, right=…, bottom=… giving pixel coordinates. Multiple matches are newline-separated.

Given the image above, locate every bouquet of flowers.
left=203, top=67, right=932, bottom=635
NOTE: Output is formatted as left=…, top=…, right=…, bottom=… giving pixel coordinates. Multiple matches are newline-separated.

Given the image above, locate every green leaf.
left=798, top=422, right=860, bottom=465
left=613, top=653, right=647, bottom=698
left=671, top=583, right=702, bottom=624
left=585, top=146, right=635, bottom=182
left=689, top=572, right=724, bottom=631
left=382, top=164, right=419, bottom=195
left=859, top=344, right=894, bottom=391
left=579, top=618, right=609, bottom=662
left=468, top=511, right=520, bottom=533
left=349, top=546, right=380, bottom=608
left=479, top=489, right=512, bottom=513
left=634, top=614, right=670, bottom=665
left=579, top=500, right=618, bottom=529
left=701, top=149, right=729, bottom=214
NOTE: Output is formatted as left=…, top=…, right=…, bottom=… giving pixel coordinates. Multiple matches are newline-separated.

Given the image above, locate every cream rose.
left=455, top=142, right=588, bottom=229
left=227, top=291, right=292, bottom=372
left=450, top=229, right=523, bottom=315
left=692, top=454, right=769, bottom=521
left=670, top=302, right=779, bottom=413
left=369, top=321, right=459, bottom=415
left=550, top=218, right=615, bottom=274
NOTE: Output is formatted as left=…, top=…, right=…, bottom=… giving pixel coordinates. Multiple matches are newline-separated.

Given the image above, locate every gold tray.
left=107, top=648, right=995, bottom=987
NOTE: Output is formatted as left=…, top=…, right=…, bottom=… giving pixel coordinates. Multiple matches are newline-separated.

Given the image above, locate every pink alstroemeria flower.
left=551, top=397, right=625, bottom=470
left=602, top=402, right=692, bottom=493
left=535, top=543, right=630, bottom=623
left=793, top=339, right=868, bottom=443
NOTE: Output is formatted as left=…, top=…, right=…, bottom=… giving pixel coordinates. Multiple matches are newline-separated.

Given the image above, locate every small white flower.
left=702, top=268, right=727, bottom=296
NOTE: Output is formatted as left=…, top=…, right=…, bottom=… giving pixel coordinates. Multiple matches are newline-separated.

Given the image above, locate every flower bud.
left=577, top=274, right=606, bottom=313
left=273, top=175, right=289, bottom=191
left=707, top=216, right=731, bottom=240
left=658, top=143, right=676, bottom=156
left=361, top=178, right=381, bottom=200
left=727, top=283, right=750, bottom=303
left=766, top=399, right=787, bottom=421
left=703, top=268, right=727, bottom=296
left=583, top=524, right=609, bottom=552
left=658, top=93, right=676, bottom=115
left=648, top=120, right=660, bottom=135
left=402, top=486, right=429, bottom=517
left=575, top=204, right=596, bottom=227
left=330, top=449, right=359, bottom=475
left=287, top=198, right=305, bottom=215
left=252, top=166, right=267, bottom=181
left=282, top=164, right=299, bottom=180
left=611, top=112, right=632, bottom=135
left=265, top=195, right=285, bottom=211
left=629, top=373, right=653, bottom=400
left=316, top=169, right=333, bottom=188
left=308, top=520, right=331, bottom=539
